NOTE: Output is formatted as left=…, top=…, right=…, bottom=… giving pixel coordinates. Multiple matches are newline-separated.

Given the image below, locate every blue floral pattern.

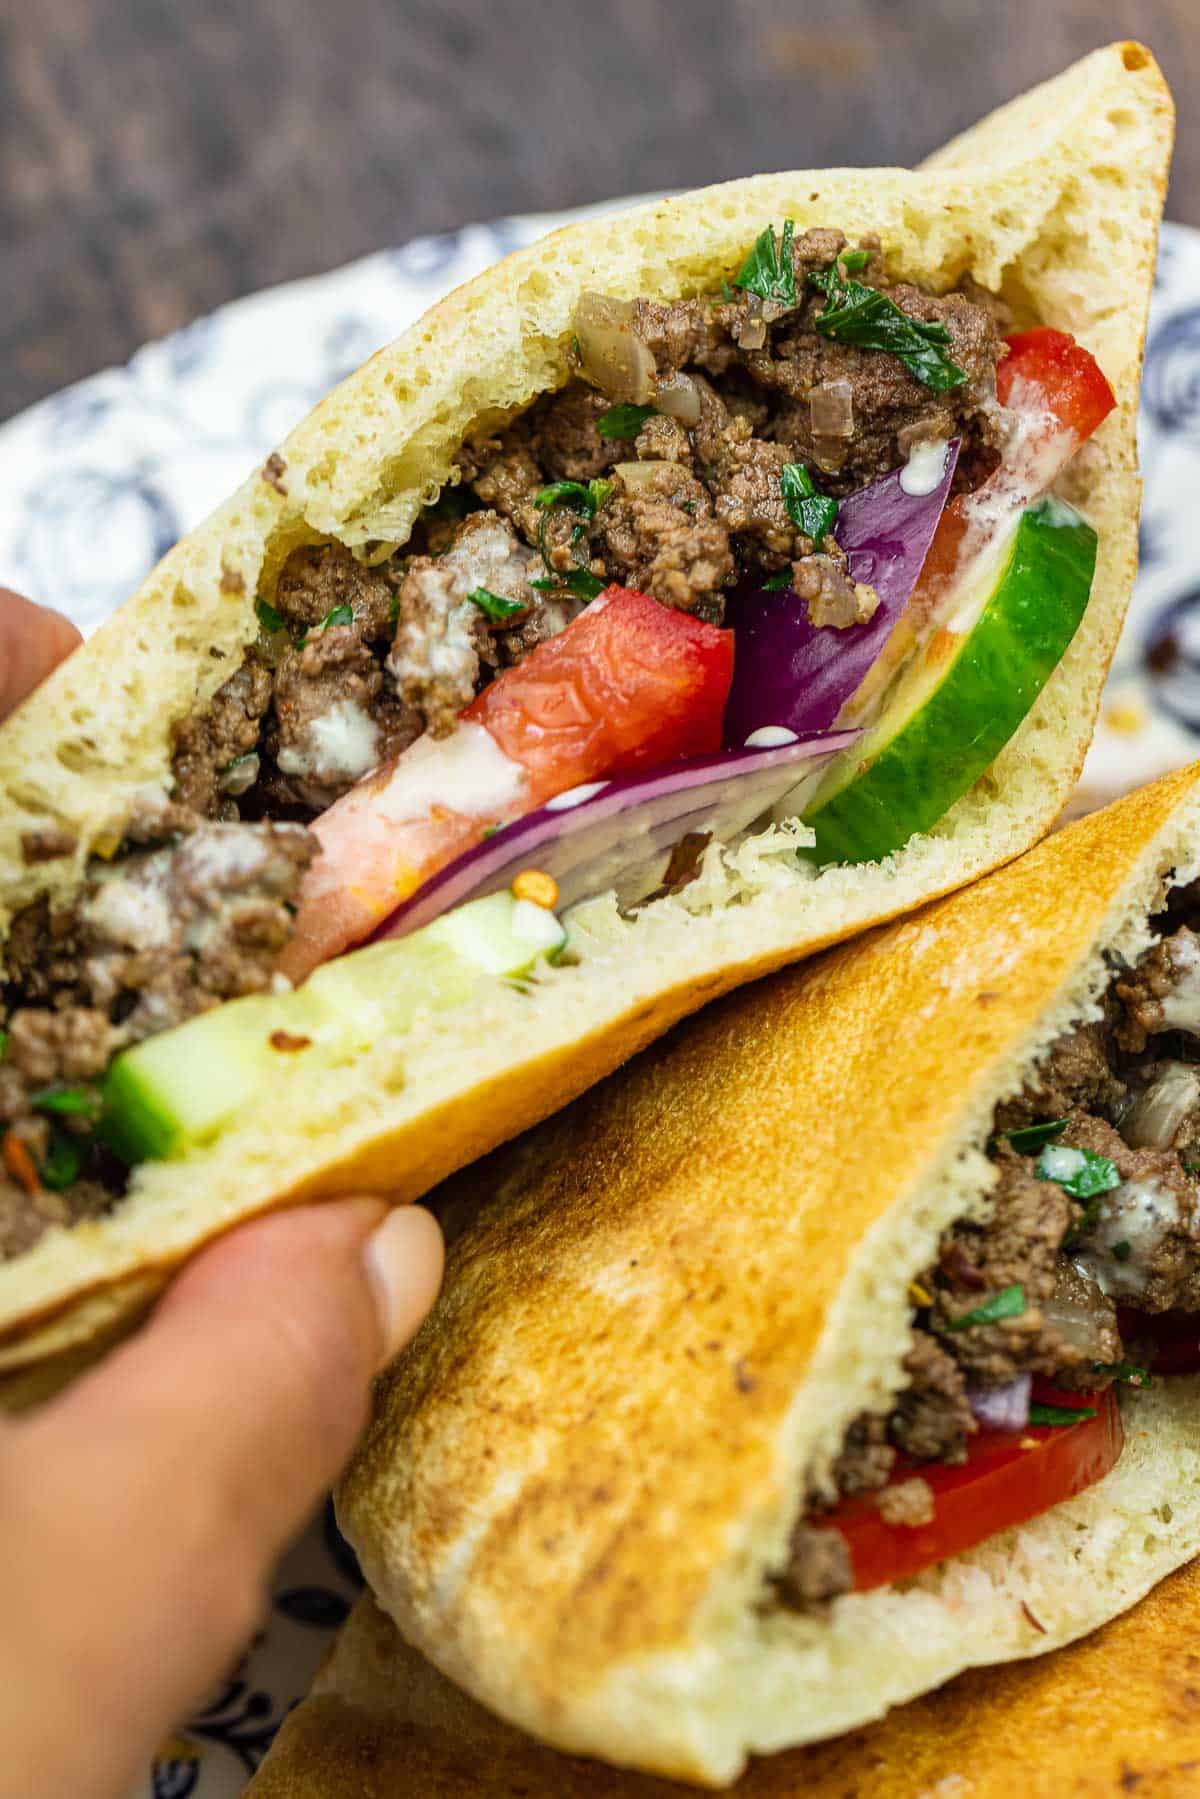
left=0, top=212, right=1193, bottom=1799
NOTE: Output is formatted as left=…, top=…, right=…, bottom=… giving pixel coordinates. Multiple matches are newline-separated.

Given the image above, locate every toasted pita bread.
left=246, top=1560, right=1200, bottom=1798
left=336, top=761, right=1200, bottom=1784
left=0, top=42, right=1172, bottom=1382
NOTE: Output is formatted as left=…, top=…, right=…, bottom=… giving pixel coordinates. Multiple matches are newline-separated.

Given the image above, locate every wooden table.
left=1, top=0, right=1193, bottom=423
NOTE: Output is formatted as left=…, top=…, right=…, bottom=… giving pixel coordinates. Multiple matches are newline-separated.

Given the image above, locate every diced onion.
left=1124, top=1061, right=1200, bottom=1150
left=573, top=293, right=657, bottom=404
left=967, top=1374, right=1031, bottom=1431
left=734, top=294, right=767, bottom=351
left=656, top=371, right=702, bottom=426
left=217, top=753, right=261, bottom=796
left=811, top=379, right=855, bottom=439
left=613, top=460, right=676, bottom=490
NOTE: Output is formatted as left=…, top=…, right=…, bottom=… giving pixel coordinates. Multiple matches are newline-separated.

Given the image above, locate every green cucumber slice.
left=101, top=892, right=566, bottom=1165
left=802, top=496, right=1097, bottom=864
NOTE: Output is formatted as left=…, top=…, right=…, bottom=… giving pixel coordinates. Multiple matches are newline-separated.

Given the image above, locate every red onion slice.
left=723, top=440, right=960, bottom=743
left=376, top=731, right=859, bottom=940
left=967, top=1373, right=1032, bottom=1432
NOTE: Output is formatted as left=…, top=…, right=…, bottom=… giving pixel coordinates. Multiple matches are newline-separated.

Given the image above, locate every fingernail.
left=361, top=1207, right=445, bottom=1367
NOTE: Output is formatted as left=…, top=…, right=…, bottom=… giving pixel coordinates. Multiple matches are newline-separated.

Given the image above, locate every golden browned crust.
left=247, top=1565, right=1200, bottom=1798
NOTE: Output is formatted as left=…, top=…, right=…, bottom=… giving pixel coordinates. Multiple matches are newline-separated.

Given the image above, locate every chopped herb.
left=992, top=1117, right=1069, bottom=1155
left=733, top=221, right=796, bottom=308
left=945, top=1284, right=1025, bottom=1331
left=1111, top=1239, right=1133, bottom=1263
left=1028, top=1401, right=1096, bottom=1427
left=1184, top=1160, right=1200, bottom=1176
left=720, top=278, right=734, bottom=302
left=530, top=576, right=558, bottom=593
left=467, top=587, right=525, bottom=622
left=1093, top=1360, right=1153, bottom=1388
left=297, top=603, right=355, bottom=649
left=255, top=598, right=285, bottom=634
left=39, top=1127, right=84, bottom=1192
left=1035, top=1142, right=1121, bottom=1202
left=681, top=499, right=697, bottom=516
left=388, top=594, right=400, bottom=624
left=597, top=403, right=656, bottom=440
left=0, top=1029, right=6, bottom=1061
left=564, top=569, right=607, bottom=602
left=534, top=479, right=612, bottom=518
left=839, top=248, right=870, bottom=273
left=482, top=824, right=502, bottom=839
left=29, top=1085, right=101, bottom=1119
left=569, top=333, right=582, bottom=361
left=780, top=463, right=839, bottom=549
left=762, top=569, right=793, bottom=591
left=809, top=267, right=967, bottom=393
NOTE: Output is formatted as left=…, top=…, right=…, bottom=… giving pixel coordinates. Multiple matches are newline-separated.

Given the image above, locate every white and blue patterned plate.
left=1, top=212, right=1198, bottom=1796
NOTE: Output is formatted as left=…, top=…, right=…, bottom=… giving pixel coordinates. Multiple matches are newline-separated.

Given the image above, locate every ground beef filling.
left=1, top=225, right=1005, bottom=1252
left=781, top=885, right=1200, bottom=1608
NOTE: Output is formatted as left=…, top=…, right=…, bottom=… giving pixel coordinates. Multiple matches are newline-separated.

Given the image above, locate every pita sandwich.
left=337, top=761, right=1200, bottom=1784
left=0, top=42, right=1171, bottom=1391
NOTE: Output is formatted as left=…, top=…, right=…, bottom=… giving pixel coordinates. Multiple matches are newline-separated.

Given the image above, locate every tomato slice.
left=277, top=588, right=733, bottom=981
left=996, top=327, right=1117, bottom=443
left=812, top=1384, right=1123, bottom=1594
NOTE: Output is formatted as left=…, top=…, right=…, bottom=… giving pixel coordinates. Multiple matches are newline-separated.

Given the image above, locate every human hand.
left=0, top=592, right=445, bottom=1797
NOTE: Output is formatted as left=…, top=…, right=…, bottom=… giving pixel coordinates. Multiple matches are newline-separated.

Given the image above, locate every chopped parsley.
left=809, top=266, right=967, bottom=393
left=733, top=221, right=796, bottom=308
left=780, top=463, right=838, bottom=549
left=597, top=403, right=656, bottom=440
left=534, top=479, right=612, bottom=589
left=992, top=1117, right=1069, bottom=1155
left=1184, top=1160, right=1200, bottom=1177
left=1093, top=1360, right=1153, bottom=1388
left=945, top=1284, right=1026, bottom=1331
left=530, top=569, right=607, bottom=602
left=1028, top=1401, right=1096, bottom=1427
left=39, top=1127, right=84, bottom=1192
left=1035, top=1142, right=1121, bottom=1202
left=0, top=1029, right=6, bottom=1062
left=467, top=587, right=525, bottom=622
left=388, top=593, right=400, bottom=624
left=29, top=1085, right=101, bottom=1119
left=839, top=248, right=870, bottom=274
left=762, top=569, right=793, bottom=592
left=1111, top=1239, right=1133, bottom=1263
left=255, top=598, right=286, bottom=634
left=297, top=603, right=353, bottom=648
left=534, top=479, right=612, bottom=517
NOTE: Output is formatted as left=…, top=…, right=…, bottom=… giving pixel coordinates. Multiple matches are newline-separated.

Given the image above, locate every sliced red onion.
left=376, top=731, right=859, bottom=940
left=722, top=439, right=960, bottom=743
left=967, top=1373, right=1032, bottom=1432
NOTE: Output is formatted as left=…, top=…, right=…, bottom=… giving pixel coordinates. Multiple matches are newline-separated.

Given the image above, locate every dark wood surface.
left=0, top=0, right=1193, bottom=424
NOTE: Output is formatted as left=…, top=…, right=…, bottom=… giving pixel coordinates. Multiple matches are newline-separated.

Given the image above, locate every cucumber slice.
left=802, top=497, right=1097, bottom=865
left=101, top=892, right=566, bottom=1165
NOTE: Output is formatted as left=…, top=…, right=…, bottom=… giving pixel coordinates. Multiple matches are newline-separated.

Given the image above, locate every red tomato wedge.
left=277, top=588, right=733, bottom=982
left=812, top=1384, right=1123, bottom=1594
left=996, top=327, right=1117, bottom=442
left=908, top=327, right=1116, bottom=624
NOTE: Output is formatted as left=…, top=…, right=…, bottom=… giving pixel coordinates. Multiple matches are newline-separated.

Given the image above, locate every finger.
left=0, top=590, right=81, bottom=719
left=0, top=1200, right=443, bottom=1796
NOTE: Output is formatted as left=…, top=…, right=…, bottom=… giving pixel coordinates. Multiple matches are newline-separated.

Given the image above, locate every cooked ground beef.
left=269, top=626, right=420, bottom=811
left=782, top=892, right=1200, bottom=1610
left=172, top=661, right=274, bottom=816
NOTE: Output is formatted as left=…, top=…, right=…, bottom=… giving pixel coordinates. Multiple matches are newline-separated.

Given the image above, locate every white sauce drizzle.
left=81, top=876, right=173, bottom=952
left=278, top=698, right=381, bottom=784
left=744, top=725, right=799, bottom=748
left=1162, top=934, right=1200, bottom=1035
left=898, top=437, right=949, bottom=497
left=545, top=781, right=610, bottom=811
left=1073, top=1175, right=1184, bottom=1298
left=374, top=722, right=528, bottom=824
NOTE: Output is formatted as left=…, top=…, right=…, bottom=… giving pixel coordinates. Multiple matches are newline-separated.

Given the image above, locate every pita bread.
left=246, top=1559, right=1200, bottom=1798
left=337, top=762, right=1200, bottom=1783
left=0, top=42, right=1172, bottom=1381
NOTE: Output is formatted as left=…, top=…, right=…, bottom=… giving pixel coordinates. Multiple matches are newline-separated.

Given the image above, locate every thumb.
left=0, top=590, right=81, bottom=718
left=0, top=1200, right=442, bottom=1797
